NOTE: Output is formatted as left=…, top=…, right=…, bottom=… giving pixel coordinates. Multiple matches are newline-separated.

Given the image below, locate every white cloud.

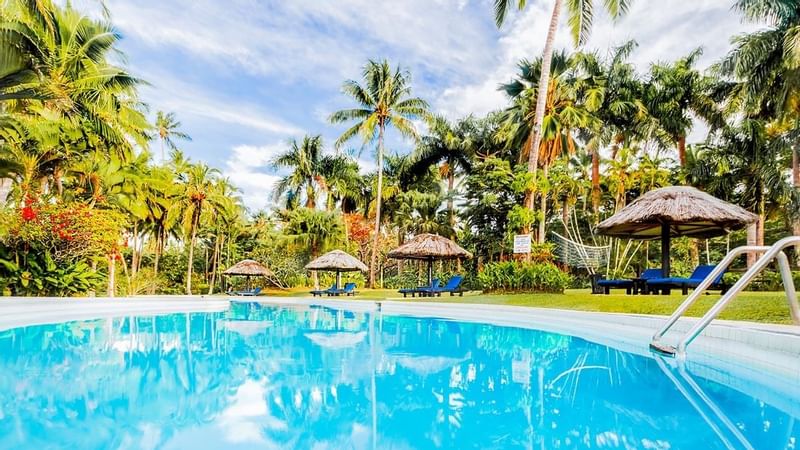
left=138, top=72, right=303, bottom=136
left=107, top=0, right=497, bottom=86
left=435, top=0, right=758, bottom=137
left=224, top=144, right=286, bottom=211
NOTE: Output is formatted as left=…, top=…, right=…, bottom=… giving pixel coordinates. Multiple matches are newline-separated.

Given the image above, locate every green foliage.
left=0, top=250, right=102, bottom=296
left=478, top=261, right=571, bottom=293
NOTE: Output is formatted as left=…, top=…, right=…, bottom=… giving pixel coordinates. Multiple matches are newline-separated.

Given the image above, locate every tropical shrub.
left=0, top=201, right=125, bottom=296
left=478, top=261, right=571, bottom=293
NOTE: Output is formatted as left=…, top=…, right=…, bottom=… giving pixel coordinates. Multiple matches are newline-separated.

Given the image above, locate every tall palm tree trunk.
left=524, top=0, right=562, bottom=216
left=591, top=149, right=601, bottom=215
left=207, top=231, right=222, bottom=295
left=369, top=126, right=386, bottom=288
left=677, top=135, right=687, bottom=167
left=107, top=254, right=116, bottom=298
left=537, top=163, right=550, bottom=243
left=793, top=145, right=800, bottom=266
left=447, top=168, right=456, bottom=233
left=186, top=212, right=199, bottom=295
left=151, top=230, right=162, bottom=294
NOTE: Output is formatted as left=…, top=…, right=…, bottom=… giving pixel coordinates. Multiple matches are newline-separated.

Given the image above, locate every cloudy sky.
left=87, top=0, right=757, bottom=210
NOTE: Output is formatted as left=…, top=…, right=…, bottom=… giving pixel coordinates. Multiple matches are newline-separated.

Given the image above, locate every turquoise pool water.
left=0, top=302, right=795, bottom=449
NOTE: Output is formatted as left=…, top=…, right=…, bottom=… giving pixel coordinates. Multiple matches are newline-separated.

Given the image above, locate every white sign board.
left=513, top=234, right=532, bottom=254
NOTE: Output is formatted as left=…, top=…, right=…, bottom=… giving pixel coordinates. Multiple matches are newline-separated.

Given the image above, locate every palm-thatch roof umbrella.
left=596, top=186, right=758, bottom=277
left=222, top=259, right=273, bottom=289
left=305, top=250, right=368, bottom=290
left=387, top=233, right=473, bottom=285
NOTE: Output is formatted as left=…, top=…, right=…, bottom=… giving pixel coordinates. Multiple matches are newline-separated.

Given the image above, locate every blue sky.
left=83, top=0, right=753, bottom=210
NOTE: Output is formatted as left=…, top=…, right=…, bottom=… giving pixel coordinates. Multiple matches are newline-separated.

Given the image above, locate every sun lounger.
left=333, top=283, right=357, bottom=296
left=596, top=268, right=662, bottom=294
left=310, top=284, right=337, bottom=297
left=646, top=265, right=728, bottom=295
left=237, top=287, right=262, bottom=297
left=420, top=276, right=464, bottom=297
left=399, top=279, right=439, bottom=298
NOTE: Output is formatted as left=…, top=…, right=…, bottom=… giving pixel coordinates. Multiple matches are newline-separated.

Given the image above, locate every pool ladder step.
left=650, top=236, right=800, bottom=358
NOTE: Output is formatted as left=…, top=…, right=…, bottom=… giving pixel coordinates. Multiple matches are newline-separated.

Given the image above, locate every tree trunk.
left=369, top=125, right=386, bottom=288
left=793, top=145, right=800, bottom=266
left=525, top=0, right=562, bottom=213
left=131, top=221, right=139, bottom=278
left=677, top=135, right=687, bottom=167
left=447, top=168, right=456, bottom=234
left=107, top=254, right=116, bottom=298
left=207, top=231, right=221, bottom=295
left=151, top=230, right=162, bottom=295
left=591, top=149, right=601, bottom=215
left=306, top=184, right=316, bottom=209
left=537, top=164, right=550, bottom=243
left=186, top=212, right=199, bottom=295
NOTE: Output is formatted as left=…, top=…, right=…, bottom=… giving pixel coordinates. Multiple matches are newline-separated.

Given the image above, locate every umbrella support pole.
left=650, top=236, right=800, bottom=358
left=660, top=224, right=670, bottom=278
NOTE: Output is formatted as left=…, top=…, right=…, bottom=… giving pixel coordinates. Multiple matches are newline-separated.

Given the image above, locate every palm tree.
left=499, top=51, right=595, bottom=241
left=646, top=49, right=721, bottom=167
left=178, top=163, right=223, bottom=294
left=1, top=0, right=150, bottom=196
left=329, top=60, right=429, bottom=287
left=411, top=116, right=475, bottom=233
left=718, top=0, right=800, bottom=260
left=572, top=41, right=649, bottom=215
left=155, top=111, right=191, bottom=163
left=493, top=0, right=633, bottom=214
left=281, top=207, right=346, bottom=288
left=695, top=120, right=793, bottom=248
left=318, top=153, right=363, bottom=212
left=271, top=135, right=325, bottom=209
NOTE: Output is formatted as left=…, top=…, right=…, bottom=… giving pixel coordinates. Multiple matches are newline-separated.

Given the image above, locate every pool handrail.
left=651, top=235, right=800, bottom=358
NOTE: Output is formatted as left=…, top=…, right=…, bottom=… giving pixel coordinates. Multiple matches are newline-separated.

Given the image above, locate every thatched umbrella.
left=305, top=250, right=368, bottom=290
left=222, top=259, right=273, bottom=289
left=387, top=233, right=472, bottom=285
left=596, top=186, right=757, bottom=277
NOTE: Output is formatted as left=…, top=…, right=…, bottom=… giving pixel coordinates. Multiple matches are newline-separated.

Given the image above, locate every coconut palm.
left=411, top=116, right=475, bottom=232
left=718, top=0, right=800, bottom=256
left=493, top=0, right=634, bottom=215
left=329, top=60, right=429, bottom=287
left=271, top=135, right=325, bottom=209
left=695, top=119, right=793, bottom=247
left=155, top=111, right=191, bottom=163
left=499, top=51, right=596, bottom=241
left=318, top=153, right=363, bottom=212
left=178, top=163, right=223, bottom=294
left=646, top=49, right=722, bottom=166
left=572, top=41, right=650, bottom=215
left=1, top=0, right=147, bottom=149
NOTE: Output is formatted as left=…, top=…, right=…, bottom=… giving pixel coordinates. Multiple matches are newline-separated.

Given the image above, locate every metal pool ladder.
left=650, top=235, right=800, bottom=358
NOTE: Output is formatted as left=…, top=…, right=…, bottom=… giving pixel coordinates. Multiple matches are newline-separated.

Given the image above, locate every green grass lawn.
left=251, top=287, right=797, bottom=325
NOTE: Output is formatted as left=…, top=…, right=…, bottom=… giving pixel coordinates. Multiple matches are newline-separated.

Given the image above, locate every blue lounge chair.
left=399, top=279, right=439, bottom=298
left=646, top=265, right=728, bottom=295
left=420, top=275, right=464, bottom=297
left=596, top=268, right=662, bottom=295
left=310, top=284, right=336, bottom=297
left=328, top=282, right=357, bottom=296
left=238, top=287, right=262, bottom=297
left=334, top=283, right=357, bottom=296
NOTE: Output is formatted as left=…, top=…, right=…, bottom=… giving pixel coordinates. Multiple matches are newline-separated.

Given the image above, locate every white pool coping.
left=0, top=296, right=229, bottom=331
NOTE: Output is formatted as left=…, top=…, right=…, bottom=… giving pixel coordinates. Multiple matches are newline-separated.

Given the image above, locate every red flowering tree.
left=0, top=199, right=126, bottom=295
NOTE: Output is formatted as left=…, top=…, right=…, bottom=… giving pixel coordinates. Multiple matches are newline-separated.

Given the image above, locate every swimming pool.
left=0, top=301, right=796, bottom=449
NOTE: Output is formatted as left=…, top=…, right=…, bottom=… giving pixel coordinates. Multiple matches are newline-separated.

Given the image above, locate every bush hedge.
left=478, top=261, right=571, bottom=293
